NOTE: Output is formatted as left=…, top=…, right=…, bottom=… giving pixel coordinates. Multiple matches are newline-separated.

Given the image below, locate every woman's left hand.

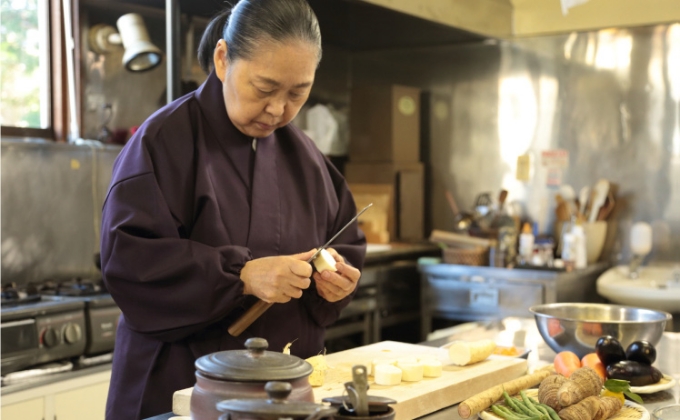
left=312, top=247, right=361, bottom=302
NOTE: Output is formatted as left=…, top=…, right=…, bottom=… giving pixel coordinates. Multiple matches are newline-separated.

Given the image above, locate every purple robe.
left=100, top=72, right=366, bottom=419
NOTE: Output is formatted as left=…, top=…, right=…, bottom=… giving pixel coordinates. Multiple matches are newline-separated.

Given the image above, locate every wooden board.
left=172, top=341, right=527, bottom=419
left=314, top=341, right=527, bottom=420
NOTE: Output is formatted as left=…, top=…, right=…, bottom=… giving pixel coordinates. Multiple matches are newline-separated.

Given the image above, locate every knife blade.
left=307, top=202, right=373, bottom=264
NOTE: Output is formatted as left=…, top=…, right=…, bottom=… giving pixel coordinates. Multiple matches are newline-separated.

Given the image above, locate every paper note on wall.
left=516, top=154, right=531, bottom=181
left=541, top=149, right=569, bottom=169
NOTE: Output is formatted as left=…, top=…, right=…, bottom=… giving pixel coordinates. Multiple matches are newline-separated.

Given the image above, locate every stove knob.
left=63, top=323, right=82, bottom=344
left=42, top=327, right=60, bottom=348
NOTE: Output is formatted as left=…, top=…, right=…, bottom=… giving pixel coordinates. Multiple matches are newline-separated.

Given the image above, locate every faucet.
left=628, top=222, right=652, bottom=279
left=628, top=254, right=645, bottom=279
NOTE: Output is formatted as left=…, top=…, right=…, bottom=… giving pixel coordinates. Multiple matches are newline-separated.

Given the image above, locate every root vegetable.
left=306, top=354, right=328, bottom=387
left=558, top=367, right=603, bottom=407
left=374, top=363, right=402, bottom=385
left=558, top=395, right=600, bottom=420
left=555, top=351, right=582, bottom=378
left=594, top=396, right=623, bottom=420
left=538, top=373, right=569, bottom=411
left=313, top=249, right=337, bottom=272
left=421, top=359, right=443, bottom=378
left=448, top=339, right=496, bottom=366
left=458, top=369, right=552, bottom=419
left=397, top=361, right=424, bottom=382
left=581, top=353, right=606, bottom=381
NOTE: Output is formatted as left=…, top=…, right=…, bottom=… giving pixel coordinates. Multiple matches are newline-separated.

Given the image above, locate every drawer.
left=424, top=276, right=544, bottom=318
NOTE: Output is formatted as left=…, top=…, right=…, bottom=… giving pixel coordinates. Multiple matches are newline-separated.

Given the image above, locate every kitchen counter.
left=419, top=318, right=679, bottom=419
left=147, top=318, right=677, bottom=419
left=364, top=242, right=440, bottom=265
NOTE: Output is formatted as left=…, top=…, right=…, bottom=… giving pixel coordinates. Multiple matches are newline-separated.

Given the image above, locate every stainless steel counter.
left=419, top=317, right=679, bottom=419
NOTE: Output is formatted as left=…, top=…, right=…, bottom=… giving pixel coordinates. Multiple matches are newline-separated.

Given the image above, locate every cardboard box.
left=349, top=84, right=421, bottom=163
left=346, top=162, right=424, bottom=241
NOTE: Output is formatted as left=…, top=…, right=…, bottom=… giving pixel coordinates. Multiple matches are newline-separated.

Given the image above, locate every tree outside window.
left=1, top=0, right=50, bottom=129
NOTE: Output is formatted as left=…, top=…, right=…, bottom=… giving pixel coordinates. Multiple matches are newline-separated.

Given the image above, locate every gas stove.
left=1, top=279, right=121, bottom=378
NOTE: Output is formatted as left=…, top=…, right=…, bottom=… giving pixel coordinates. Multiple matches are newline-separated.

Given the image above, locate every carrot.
left=457, top=368, right=553, bottom=418
left=555, top=351, right=581, bottom=378
left=581, top=353, right=606, bottom=380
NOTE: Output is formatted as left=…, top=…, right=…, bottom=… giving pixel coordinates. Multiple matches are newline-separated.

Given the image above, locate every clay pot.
left=216, top=381, right=336, bottom=420
left=190, top=338, right=314, bottom=420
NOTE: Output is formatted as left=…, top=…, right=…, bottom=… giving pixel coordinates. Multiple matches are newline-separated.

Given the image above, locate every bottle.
left=571, top=223, right=587, bottom=269
left=519, top=222, right=535, bottom=264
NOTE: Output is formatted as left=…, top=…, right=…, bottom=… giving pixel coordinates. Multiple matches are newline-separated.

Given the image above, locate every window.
left=1, top=0, right=51, bottom=133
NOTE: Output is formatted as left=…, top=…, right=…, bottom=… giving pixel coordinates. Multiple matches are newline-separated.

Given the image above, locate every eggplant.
left=606, top=360, right=663, bottom=386
left=626, top=340, right=657, bottom=365
left=596, top=335, right=627, bottom=366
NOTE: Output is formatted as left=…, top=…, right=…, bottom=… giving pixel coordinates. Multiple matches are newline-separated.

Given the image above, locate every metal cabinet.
left=419, top=262, right=609, bottom=341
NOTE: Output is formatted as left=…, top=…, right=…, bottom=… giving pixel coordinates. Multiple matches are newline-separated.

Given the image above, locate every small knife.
left=228, top=203, right=372, bottom=337
left=307, top=203, right=373, bottom=264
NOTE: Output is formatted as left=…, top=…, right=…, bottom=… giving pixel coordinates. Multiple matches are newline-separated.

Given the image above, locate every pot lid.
left=216, top=381, right=337, bottom=419
left=321, top=395, right=397, bottom=413
left=195, top=337, right=313, bottom=381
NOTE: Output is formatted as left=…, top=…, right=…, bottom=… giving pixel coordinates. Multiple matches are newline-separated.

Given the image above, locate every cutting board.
left=172, top=341, right=527, bottom=419
left=314, top=341, right=526, bottom=420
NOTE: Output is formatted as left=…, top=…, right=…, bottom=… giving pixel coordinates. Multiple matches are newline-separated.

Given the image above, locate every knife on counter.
left=227, top=203, right=373, bottom=337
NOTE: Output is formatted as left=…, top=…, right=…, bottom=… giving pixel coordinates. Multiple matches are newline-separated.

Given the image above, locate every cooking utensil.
left=445, top=190, right=474, bottom=232
left=530, top=303, right=671, bottom=358
left=322, top=395, right=396, bottom=414
left=216, top=381, right=337, bottom=420
left=578, top=186, right=590, bottom=219
left=346, top=365, right=369, bottom=417
left=588, top=179, right=610, bottom=223
left=228, top=203, right=373, bottom=337
left=192, top=338, right=315, bottom=419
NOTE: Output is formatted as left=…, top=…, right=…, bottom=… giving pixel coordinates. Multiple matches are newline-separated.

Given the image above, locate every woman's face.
left=214, top=39, right=318, bottom=138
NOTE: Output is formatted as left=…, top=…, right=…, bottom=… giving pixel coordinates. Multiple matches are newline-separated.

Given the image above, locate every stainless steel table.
left=419, top=317, right=679, bottom=419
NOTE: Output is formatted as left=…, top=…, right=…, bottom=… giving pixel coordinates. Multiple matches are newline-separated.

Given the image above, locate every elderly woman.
left=100, top=0, right=366, bottom=417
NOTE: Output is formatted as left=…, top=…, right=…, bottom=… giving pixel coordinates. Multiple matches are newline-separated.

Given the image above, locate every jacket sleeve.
left=300, top=158, right=367, bottom=328
left=101, top=137, right=252, bottom=343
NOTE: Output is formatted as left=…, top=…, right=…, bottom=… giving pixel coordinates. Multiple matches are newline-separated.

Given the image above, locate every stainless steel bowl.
left=530, top=303, right=672, bottom=358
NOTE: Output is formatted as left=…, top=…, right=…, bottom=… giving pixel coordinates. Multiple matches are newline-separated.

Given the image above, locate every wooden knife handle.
left=228, top=300, right=273, bottom=336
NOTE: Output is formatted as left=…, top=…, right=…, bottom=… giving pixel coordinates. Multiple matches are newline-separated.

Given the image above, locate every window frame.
left=1, top=0, right=71, bottom=141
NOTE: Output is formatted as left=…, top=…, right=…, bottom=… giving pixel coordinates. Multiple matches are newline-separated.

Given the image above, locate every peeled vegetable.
left=313, top=249, right=337, bottom=273
left=374, top=363, right=402, bottom=385
left=625, top=341, right=656, bottom=365
left=420, top=359, right=443, bottom=378
left=595, top=336, right=626, bottom=367
left=448, top=339, right=496, bottom=366
left=606, top=360, right=663, bottom=386
left=306, top=354, right=328, bottom=387
left=396, top=361, right=424, bottom=382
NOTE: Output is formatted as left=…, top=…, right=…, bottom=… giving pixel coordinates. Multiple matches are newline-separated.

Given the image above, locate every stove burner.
left=1, top=283, right=41, bottom=306
left=39, top=278, right=106, bottom=297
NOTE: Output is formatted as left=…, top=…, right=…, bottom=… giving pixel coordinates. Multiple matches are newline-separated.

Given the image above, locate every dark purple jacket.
left=100, top=72, right=366, bottom=419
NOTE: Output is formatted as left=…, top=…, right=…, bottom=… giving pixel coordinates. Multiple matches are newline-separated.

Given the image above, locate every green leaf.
left=604, top=379, right=631, bottom=393
left=623, top=390, right=644, bottom=405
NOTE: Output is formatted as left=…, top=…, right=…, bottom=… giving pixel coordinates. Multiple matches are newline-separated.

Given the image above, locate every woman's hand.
left=240, top=249, right=316, bottom=303
left=312, top=247, right=361, bottom=302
